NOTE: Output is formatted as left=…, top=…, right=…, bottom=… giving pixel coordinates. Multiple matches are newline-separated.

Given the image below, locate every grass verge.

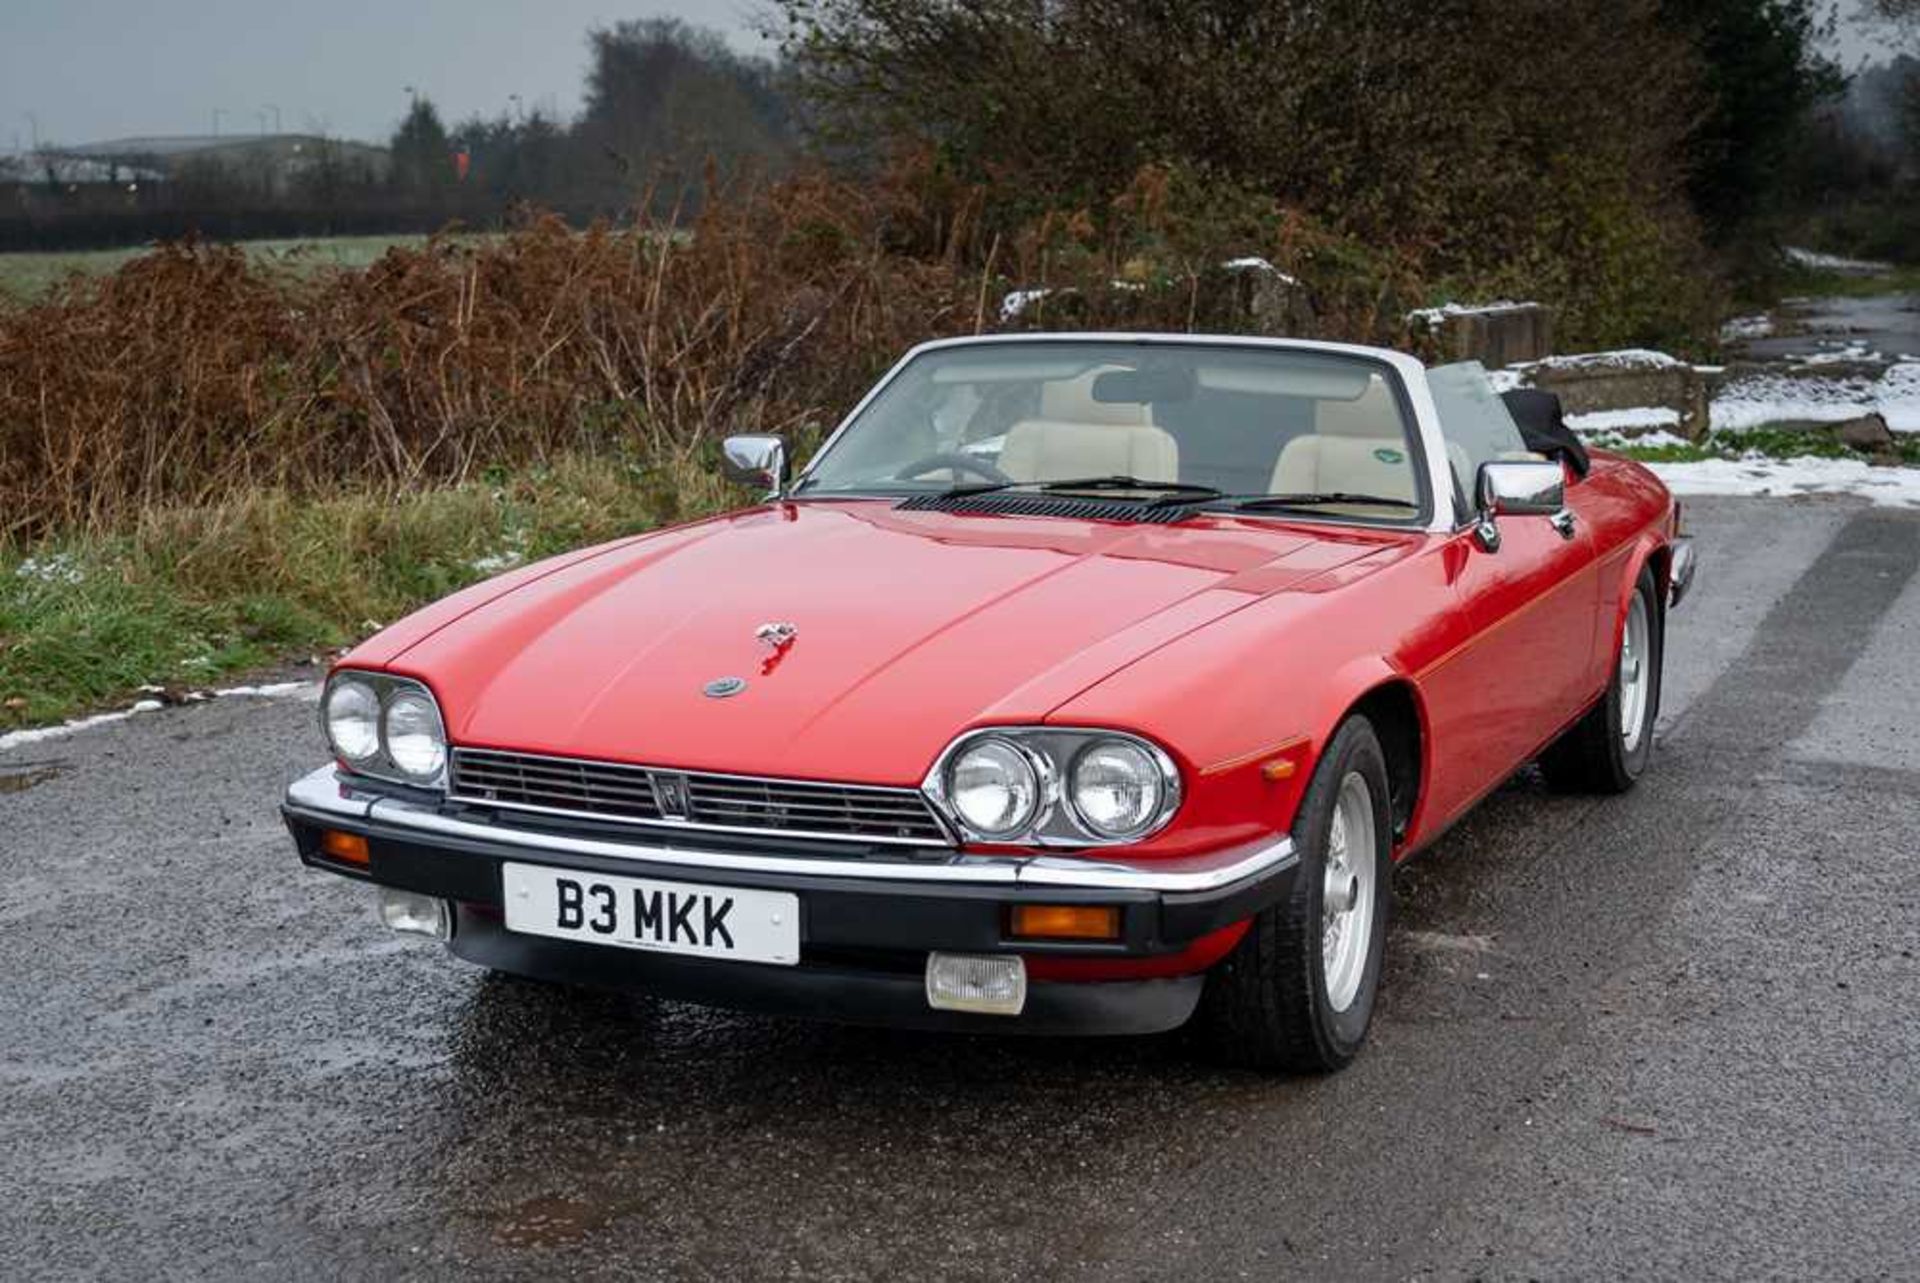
left=1602, top=426, right=1920, bottom=466
left=1778, top=263, right=1920, bottom=300
left=1, top=450, right=738, bottom=731
left=0, top=234, right=453, bottom=301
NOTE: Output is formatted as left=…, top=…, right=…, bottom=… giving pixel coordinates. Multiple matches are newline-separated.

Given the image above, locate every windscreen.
left=794, top=342, right=1427, bottom=521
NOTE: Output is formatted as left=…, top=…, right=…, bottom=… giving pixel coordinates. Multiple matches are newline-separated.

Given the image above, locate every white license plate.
left=501, top=862, right=799, bottom=966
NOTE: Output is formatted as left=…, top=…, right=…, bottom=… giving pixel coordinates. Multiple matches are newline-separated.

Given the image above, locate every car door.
left=1418, top=365, right=1600, bottom=823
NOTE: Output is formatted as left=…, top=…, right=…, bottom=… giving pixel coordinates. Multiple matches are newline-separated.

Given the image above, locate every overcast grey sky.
left=0, top=0, right=771, bottom=151
left=0, top=1, right=1902, bottom=154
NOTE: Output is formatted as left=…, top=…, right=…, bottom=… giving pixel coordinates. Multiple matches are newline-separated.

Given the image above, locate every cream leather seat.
left=999, top=368, right=1179, bottom=483
left=1269, top=376, right=1423, bottom=503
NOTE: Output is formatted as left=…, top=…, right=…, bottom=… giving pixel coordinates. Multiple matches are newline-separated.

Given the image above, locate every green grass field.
left=1782, top=262, right=1920, bottom=300
left=0, top=234, right=441, bottom=300
left=0, top=451, right=738, bottom=731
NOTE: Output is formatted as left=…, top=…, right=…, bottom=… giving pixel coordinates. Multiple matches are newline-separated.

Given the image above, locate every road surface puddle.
left=490, top=1195, right=617, bottom=1248
left=0, top=760, right=70, bottom=793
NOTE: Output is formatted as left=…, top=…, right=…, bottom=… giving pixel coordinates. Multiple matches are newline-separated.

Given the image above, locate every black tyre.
left=1197, top=715, right=1393, bottom=1073
left=1539, top=565, right=1662, bottom=794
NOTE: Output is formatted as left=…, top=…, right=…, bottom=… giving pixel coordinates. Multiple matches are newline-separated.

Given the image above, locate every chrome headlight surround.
left=322, top=670, right=450, bottom=790
left=922, top=728, right=1182, bottom=847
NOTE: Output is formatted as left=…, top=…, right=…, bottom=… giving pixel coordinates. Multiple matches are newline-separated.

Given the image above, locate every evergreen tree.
left=1662, top=0, right=1845, bottom=237
left=390, top=97, right=454, bottom=195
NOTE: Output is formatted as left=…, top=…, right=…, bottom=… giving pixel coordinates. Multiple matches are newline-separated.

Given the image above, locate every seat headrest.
left=1315, top=376, right=1400, bottom=440
left=999, top=420, right=1179, bottom=485
left=1039, top=367, right=1153, bottom=426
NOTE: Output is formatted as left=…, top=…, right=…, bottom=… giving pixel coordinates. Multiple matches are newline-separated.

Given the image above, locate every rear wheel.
left=1197, top=715, right=1392, bottom=1073
left=1540, top=565, right=1662, bottom=793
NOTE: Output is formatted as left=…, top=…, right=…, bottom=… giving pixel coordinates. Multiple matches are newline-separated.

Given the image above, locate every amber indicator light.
left=320, top=829, right=371, bottom=867
left=1010, top=904, right=1123, bottom=941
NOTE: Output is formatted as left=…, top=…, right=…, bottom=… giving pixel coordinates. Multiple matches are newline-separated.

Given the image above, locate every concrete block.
left=1408, top=302, right=1554, bottom=369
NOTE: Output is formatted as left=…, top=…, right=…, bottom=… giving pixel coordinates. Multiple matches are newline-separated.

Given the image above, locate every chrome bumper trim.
left=285, top=765, right=1296, bottom=895
left=1669, top=537, right=1697, bottom=609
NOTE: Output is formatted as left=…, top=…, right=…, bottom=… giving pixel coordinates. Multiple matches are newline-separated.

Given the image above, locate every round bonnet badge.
left=703, top=676, right=748, bottom=699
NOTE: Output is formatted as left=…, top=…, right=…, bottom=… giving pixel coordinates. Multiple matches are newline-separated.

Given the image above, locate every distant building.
left=34, top=135, right=390, bottom=194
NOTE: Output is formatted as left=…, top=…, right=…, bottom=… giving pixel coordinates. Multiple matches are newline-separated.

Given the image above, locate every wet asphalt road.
left=1742, top=292, right=1920, bottom=363
left=3, top=496, right=1918, bottom=1281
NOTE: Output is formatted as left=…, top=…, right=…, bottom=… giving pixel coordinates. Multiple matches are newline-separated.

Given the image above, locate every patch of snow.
left=1523, top=349, right=1685, bottom=371
left=1784, top=246, right=1893, bottom=275
left=999, top=288, right=1052, bottom=322
left=1881, top=362, right=1920, bottom=433
left=1720, top=314, right=1774, bottom=341
left=1630, top=429, right=1692, bottom=449
left=1566, top=407, right=1682, bottom=434
left=1485, top=368, right=1526, bottom=394
left=1587, top=429, right=1692, bottom=451
left=1222, top=257, right=1299, bottom=285
left=1407, top=300, right=1533, bottom=327
left=1712, top=360, right=1920, bottom=433
left=0, top=680, right=318, bottom=754
left=468, top=549, right=524, bottom=575
left=1, top=700, right=164, bottom=753
left=1650, top=457, right=1920, bottom=507
left=214, top=680, right=320, bottom=702
left=1798, top=341, right=1882, bottom=366
left=14, top=552, right=85, bottom=585
left=469, top=530, right=530, bottom=576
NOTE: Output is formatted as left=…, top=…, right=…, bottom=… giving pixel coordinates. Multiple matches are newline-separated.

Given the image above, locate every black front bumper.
left=282, top=766, right=1299, bottom=1036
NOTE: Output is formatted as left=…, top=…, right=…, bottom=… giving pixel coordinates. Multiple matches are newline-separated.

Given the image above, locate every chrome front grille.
left=448, top=747, right=951, bottom=846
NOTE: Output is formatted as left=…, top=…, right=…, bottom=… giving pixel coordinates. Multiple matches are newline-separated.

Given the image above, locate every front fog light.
left=377, top=888, right=451, bottom=939
left=926, top=952, right=1027, bottom=1016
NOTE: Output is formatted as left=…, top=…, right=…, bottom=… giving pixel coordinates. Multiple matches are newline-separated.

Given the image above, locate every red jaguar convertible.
left=283, top=334, right=1695, bottom=1071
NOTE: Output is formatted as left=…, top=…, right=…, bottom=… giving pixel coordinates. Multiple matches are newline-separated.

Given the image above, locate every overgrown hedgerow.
left=0, top=176, right=974, bottom=540
left=0, top=161, right=1463, bottom=544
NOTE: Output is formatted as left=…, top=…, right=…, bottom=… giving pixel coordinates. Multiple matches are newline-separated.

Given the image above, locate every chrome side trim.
left=1017, top=845, right=1300, bottom=893
left=285, top=765, right=1297, bottom=894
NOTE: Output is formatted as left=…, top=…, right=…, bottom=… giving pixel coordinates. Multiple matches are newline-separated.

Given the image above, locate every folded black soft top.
left=1500, top=387, right=1592, bottom=478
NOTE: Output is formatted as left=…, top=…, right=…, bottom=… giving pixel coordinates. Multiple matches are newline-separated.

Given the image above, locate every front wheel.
left=1196, top=715, right=1393, bottom=1073
left=1539, top=565, right=1662, bottom=793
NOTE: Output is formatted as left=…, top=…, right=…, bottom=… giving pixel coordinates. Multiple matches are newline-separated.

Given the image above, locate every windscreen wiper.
left=1216, top=492, right=1420, bottom=512
left=934, top=476, right=1226, bottom=501
left=1033, top=475, right=1223, bottom=497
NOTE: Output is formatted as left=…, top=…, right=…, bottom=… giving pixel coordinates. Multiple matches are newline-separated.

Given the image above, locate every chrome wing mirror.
left=1474, top=459, right=1571, bottom=552
left=721, top=434, right=786, bottom=494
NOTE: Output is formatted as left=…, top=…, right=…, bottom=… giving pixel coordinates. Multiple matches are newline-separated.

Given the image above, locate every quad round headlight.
left=1069, top=739, right=1166, bottom=838
left=382, top=689, right=447, bottom=781
left=947, top=738, right=1041, bottom=838
left=323, top=672, right=449, bottom=787
left=323, top=678, right=381, bottom=764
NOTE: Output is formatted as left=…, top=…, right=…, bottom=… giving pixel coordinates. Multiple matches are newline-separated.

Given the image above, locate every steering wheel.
left=892, top=452, right=1014, bottom=485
